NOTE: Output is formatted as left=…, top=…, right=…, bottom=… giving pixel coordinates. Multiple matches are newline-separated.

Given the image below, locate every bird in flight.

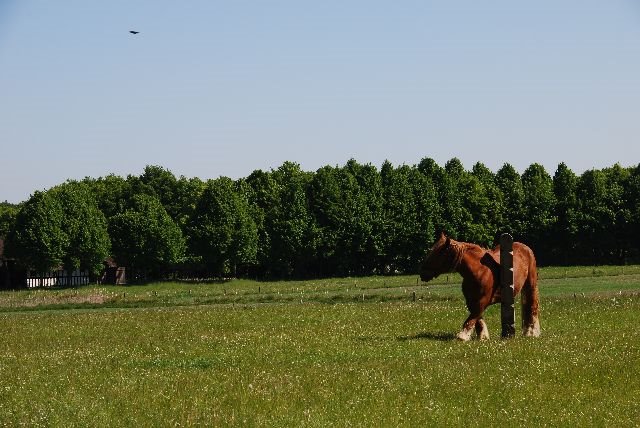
left=129, top=30, right=139, bottom=34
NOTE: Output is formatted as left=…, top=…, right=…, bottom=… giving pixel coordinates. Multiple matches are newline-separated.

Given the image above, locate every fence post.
left=500, top=233, right=515, bottom=338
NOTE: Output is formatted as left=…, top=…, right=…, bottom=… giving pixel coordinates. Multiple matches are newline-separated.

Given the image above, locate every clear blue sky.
left=1, top=1, right=639, bottom=203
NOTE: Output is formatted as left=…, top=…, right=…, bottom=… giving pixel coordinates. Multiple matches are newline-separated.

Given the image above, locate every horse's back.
left=489, top=241, right=537, bottom=291
left=512, top=242, right=537, bottom=292
left=490, top=241, right=535, bottom=265
left=513, top=241, right=536, bottom=271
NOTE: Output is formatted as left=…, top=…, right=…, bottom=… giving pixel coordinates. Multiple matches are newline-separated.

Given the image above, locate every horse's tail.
left=521, top=246, right=541, bottom=337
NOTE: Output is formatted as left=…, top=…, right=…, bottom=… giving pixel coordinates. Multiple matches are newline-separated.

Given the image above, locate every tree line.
left=1, top=158, right=639, bottom=281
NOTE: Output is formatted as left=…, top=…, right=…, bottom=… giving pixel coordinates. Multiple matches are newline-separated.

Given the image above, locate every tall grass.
left=0, top=269, right=639, bottom=426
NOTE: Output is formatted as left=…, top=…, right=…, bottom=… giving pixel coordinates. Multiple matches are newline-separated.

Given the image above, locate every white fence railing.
left=26, top=270, right=90, bottom=288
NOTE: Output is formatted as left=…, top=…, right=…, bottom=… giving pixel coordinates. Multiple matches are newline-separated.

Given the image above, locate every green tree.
left=602, top=164, right=631, bottom=263
left=187, top=177, right=257, bottom=277
left=0, top=202, right=19, bottom=239
left=7, top=184, right=110, bottom=278
left=231, top=180, right=260, bottom=275
left=430, top=158, right=494, bottom=246
left=552, top=163, right=579, bottom=264
left=456, top=164, right=494, bottom=246
left=344, top=160, right=385, bottom=275
left=308, top=165, right=342, bottom=275
left=268, top=162, right=315, bottom=277
left=308, top=160, right=383, bottom=276
left=173, top=176, right=206, bottom=230
left=244, top=169, right=279, bottom=277
left=109, top=194, right=185, bottom=279
left=573, top=165, right=634, bottom=264
left=409, top=165, right=438, bottom=266
left=470, top=162, right=504, bottom=245
left=52, top=182, right=111, bottom=277
left=83, top=174, right=132, bottom=220
left=438, top=158, right=466, bottom=238
left=7, top=191, right=67, bottom=273
left=496, top=163, right=526, bottom=239
left=380, top=161, right=419, bottom=273
left=575, top=169, right=614, bottom=263
left=417, top=158, right=447, bottom=236
left=625, top=164, right=640, bottom=262
left=140, top=165, right=193, bottom=225
left=521, top=163, right=555, bottom=262
left=309, top=160, right=387, bottom=275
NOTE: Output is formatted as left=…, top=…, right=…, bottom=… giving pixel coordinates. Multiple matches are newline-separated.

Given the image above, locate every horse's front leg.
left=458, top=287, right=491, bottom=341
left=475, top=318, right=490, bottom=340
left=458, top=315, right=490, bottom=341
left=457, top=314, right=478, bottom=341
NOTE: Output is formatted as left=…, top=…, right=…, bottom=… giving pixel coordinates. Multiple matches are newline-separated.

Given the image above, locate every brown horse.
left=420, top=232, right=540, bottom=341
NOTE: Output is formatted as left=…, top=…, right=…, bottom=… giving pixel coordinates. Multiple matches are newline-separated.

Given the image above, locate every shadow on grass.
left=396, top=331, right=456, bottom=342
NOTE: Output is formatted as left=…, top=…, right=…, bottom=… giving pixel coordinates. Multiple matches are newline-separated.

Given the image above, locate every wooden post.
left=500, top=233, right=515, bottom=338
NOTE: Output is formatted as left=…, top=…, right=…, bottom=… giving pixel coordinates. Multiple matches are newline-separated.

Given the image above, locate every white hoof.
left=478, top=319, right=490, bottom=340
left=456, top=327, right=473, bottom=341
left=523, top=317, right=541, bottom=337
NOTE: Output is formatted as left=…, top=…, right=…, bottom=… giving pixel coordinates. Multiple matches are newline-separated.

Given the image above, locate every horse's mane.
left=430, top=236, right=472, bottom=271
left=449, top=240, right=470, bottom=270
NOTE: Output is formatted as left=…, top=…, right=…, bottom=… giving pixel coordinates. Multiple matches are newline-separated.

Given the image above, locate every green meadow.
left=1, top=266, right=639, bottom=426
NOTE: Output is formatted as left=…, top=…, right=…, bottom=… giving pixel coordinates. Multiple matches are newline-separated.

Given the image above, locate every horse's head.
left=420, top=232, right=451, bottom=282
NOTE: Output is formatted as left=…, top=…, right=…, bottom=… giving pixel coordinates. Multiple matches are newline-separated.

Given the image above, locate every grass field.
left=1, top=266, right=639, bottom=426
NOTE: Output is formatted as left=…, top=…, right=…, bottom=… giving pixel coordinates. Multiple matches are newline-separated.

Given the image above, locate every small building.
left=101, top=257, right=127, bottom=285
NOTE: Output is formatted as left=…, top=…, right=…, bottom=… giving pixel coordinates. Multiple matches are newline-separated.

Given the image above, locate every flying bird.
left=129, top=30, right=139, bottom=34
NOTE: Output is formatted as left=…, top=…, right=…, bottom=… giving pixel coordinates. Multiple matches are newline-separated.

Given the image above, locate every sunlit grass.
left=2, top=265, right=639, bottom=312
left=0, top=268, right=639, bottom=426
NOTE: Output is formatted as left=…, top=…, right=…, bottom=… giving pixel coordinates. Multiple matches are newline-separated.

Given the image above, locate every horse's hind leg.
left=521, top=276, right=541, bottom=337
